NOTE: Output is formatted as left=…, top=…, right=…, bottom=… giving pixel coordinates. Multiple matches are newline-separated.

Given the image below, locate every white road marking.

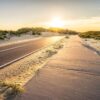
left=0, top=44, right=30, bottom=53
left=0, top=39, right=55, bottom=68
left=0, top=37, right=41, bottom=47
left=0, top=36, right=64, bottom=68
left=0, top=38, right=41, bottom=53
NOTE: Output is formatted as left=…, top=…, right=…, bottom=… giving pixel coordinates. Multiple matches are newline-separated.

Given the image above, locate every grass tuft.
left=0, top=81, right=25, bottom=99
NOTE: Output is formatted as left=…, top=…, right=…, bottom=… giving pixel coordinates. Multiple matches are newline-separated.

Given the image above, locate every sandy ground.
left=83, top=38, right=100, bottom=51
left=0, top=38, right=66, bottom=85
left=0, top=34, right=40, bottom=47
left=14, top=36, right=100, bottom=100
left=0, top=37, right=67, bottom=100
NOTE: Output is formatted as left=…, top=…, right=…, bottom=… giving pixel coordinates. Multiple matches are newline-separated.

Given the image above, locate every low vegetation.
left=58, top=29, right=78, bottom=35
left=0, top=31, right=8, bottom=40
left=2, top=27, right=99, bottom=40
left=47, top=27, right=78, bottom=35
left=0, top=81, right=24, bottom=100
left=0, top=37, right=67, bottom=99
left=0, top=27, right=46, bottom=40
left=0, top=27, right=79, bottom=40
left=79, top=31, right=100, bottom=40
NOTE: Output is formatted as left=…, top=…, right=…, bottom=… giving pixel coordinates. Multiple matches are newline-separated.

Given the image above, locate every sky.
left=0, top=0, right=100, bottom=32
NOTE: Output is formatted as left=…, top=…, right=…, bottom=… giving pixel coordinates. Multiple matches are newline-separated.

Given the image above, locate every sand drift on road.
left=0, top=36, right=68, bottom=100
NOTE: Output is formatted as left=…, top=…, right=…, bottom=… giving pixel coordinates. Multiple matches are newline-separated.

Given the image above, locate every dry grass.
left=0, top=37, right=67, bottom=99
left=0, top=81, right=25, bottom=100
left=0, top=82, right=24, bottom=93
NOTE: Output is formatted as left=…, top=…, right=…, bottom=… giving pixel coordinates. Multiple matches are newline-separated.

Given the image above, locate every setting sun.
left=49, top=17, right=65, bottom=28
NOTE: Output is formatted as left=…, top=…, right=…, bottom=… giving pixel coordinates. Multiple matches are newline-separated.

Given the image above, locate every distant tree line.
left=0, top=27, right=79, bottom=40
left=58, top=29, right=79, bottom=35
left=0, top=27, right=46, bottom=40
left=59, top=29, right=100, bottom=40
left=79, top=31, right=100, bottom=40
left=0, top=27, right=100, bottom=40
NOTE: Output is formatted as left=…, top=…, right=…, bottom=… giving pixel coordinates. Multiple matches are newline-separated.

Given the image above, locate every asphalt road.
left=14, top=36, right=100, bottom=100
left=0, top=36, right=62, bottom=67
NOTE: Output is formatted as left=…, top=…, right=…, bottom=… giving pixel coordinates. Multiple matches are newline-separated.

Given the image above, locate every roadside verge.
left=0, top=36, right=68, bottom=100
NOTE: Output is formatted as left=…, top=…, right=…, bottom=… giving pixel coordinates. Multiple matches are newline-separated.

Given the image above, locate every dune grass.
left=79, top=31, right=100, bottom=40
left=0, top=81, right=25, bottom=100
left=0, top=37, right=67, bottom=100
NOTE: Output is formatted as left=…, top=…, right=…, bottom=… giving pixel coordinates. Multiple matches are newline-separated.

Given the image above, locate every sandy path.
left=15, top=36, right=100, bottom=100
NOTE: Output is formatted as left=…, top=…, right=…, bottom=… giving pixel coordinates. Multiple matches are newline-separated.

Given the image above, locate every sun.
left=49, top=17, right=65, bottom=28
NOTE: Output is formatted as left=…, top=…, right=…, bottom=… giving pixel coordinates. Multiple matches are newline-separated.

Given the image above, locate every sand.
left=0, top=34, right=41, bottom=47
left=83, top=38, right=100, bottom=51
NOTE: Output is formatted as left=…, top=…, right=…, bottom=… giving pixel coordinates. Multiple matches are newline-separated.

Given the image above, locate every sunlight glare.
left=49, top=17, right=65, bottom=28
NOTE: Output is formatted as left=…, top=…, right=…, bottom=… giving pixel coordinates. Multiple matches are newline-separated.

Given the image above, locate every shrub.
left=0, top=31, right=7, bottom=40
left=0, top=35, right=5, bottom=40
left=59, top=29, right=78, bottom=35
left=79, top=31, right=100, bottom=40
left=32, top=27, right=45, bottom=35
left=15, top=28, right=32, bottom=36
left=0, top=81, right=25, bottom=95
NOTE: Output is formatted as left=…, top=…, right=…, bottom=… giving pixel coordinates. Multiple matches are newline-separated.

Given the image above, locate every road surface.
left=14, top=36, right=100, bottom=100
left=0, top=36, right=62, bottom=67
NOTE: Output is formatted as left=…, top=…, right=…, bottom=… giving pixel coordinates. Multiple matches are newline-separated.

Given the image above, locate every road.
left=0, top=36, right=62, bottom=68
left=14, top=36, right=100, bottom=100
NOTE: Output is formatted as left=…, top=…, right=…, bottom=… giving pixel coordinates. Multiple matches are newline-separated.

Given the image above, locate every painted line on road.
left=0, top=44, right=50, bottom=69
left=0, top=37, right=41, bottom=48
left=0, top=37, right=64, bottom=69
left=0, top=36, right=63, bottom=53
left=0, top=44, right=31, bottom=53
left=0, top=38, right=41, bottom=53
